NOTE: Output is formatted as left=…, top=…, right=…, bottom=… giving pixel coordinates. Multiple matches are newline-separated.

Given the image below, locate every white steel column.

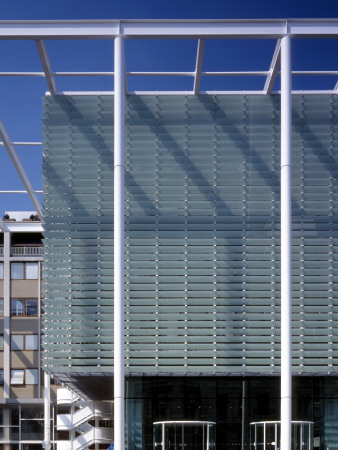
left=280, top=34, right=292, bottom=450
left=43, top=372, right=51, bottom=450
left=3, top=232, right=10, bottom=398
left=114, top=34, right=125, bottom=450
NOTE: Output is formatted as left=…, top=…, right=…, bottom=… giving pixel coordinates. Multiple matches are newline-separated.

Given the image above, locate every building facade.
left=0, top=213, right=112, bottom=450
left=0, top=211, right=50, bottom=450
left=41, top=93, right=338, bottom=449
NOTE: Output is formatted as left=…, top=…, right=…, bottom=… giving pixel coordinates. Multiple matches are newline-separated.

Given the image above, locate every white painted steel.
left=153, top=421, right=216, bottom=425
left=0, top=72, right=45, bottom=76
left=264, top=39, right=281, bottom=94
left=54, top=71, right=114, bottom=76
left=127, top=71, right=194, bottom=76
left=193, top=39, right=205, bottom=94
left=59, top=89, right=338, bottom=95
left=0, top=141, right=43, bottom=145
left=0, top=19, right=337, bottom=40
left=280, top=35, right=292, bottom=450
left=36, top=40, right=57, bottom=95
left=120, top=19, right=338, bottom=38
left=3, top=232, right=10, bottom=398
left=0, top=119, right=43, bottom=218
left=114, top=35, right=125, bottom=450
left=0, top=190, right=43, bottom=193
left=202, top=71, right=268, bottom=76
left=43, top=372, right=51, bottom=450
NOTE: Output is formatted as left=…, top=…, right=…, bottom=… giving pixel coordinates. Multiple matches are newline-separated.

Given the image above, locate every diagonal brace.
left=36, top=40, right=57, bottom=95
left=264, top=39, right=281, bottom=94
left=193, top=39, right=205, bottom=95
left=0, top=119, right=43, bottom=219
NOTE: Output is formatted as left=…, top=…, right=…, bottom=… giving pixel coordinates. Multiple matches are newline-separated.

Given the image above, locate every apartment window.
left=11, top=262, right=38, bottom=280
left=25, top=263, right=39, bottom=279
left=11, top=369, right=24, bottom=384
left=11, top=334, right=38, bottom=350
left=10, top=369, right=38, bottom=385
left=0, top=335, right=3, bottom=351
left=11, top=299, right=38, bottom=317
left=0, top=370, right=3, bottom=384
left=0, top=299, right=3, bottom=316
left=25, top=369, right=38, bottom=384
left=25, top=335, right=39, bottom=350
left=0, top=263, right=3, bottom=279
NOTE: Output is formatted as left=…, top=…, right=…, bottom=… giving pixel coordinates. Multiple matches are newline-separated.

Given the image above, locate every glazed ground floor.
left=125, top=376, right=338, bottom=450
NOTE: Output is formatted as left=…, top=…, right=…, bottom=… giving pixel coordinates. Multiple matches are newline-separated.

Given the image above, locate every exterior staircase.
left=56, top=388, right=113, bottom=450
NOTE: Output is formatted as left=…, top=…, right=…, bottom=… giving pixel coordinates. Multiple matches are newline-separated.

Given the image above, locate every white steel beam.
left=280, top=34, right=292, bottom=450
left=264, top=39, right=281, bottom=94
left=1, top=69, right=338, bottom=78
left=0, top=19, right=337, bottom=39
left=114, top=35, right=125, bottom=450
left=120, top=19, right=338, bottom=38
left=203, top=71, right=268, bottom=76
left=0, top=119, right=43, bottom=219
left=127, top=71, right=194, bottom=76
left=0, top=141, right=42, bottom=146
left=193, top=39, right=205, bottom=95
left=36, top=40, right=57, bottom=95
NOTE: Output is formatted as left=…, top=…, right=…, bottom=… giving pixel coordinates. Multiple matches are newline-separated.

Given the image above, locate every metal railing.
left=11, top=246, right=42, bottom=256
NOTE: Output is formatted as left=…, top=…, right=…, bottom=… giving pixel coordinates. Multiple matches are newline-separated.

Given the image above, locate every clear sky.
left=0, top=0, right=337, bottom=215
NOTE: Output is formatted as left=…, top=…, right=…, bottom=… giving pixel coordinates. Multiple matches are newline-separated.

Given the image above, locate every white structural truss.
left=0, top=18, right=337, bottom=450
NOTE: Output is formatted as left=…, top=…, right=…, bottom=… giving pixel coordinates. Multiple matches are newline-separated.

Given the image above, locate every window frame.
left=10, top=369, right=24, bottom=385
left=11, top=334, right=39, bottom=351
left=11, top=299, right=38, bottom=317
left=10, top=262, right=39, bottom=280
left=10, top=369, right=38, bottom=385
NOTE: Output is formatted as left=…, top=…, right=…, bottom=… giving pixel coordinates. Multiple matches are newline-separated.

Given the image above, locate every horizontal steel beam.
left=203, top=71, right=269, bottom=76
left=0, top=19, right=337, bottom=39
left=0, top=142, right=42, bottom=145
left=0, top=190, right=42, bottom=193
left=58, top=89, right=338, bottom=95
left=1, top=69, right=338, bottom=78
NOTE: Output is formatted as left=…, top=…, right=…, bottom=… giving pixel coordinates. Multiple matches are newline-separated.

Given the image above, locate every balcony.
left=11, top=246, right=42, bottom=256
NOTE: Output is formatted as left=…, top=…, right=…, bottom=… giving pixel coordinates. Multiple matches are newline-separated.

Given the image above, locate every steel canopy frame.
left=0, top=18, right=338, bottom=39
left=0, top=18, right=337, bottom=450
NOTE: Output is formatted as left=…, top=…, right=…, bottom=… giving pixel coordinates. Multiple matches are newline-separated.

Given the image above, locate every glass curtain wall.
left=126, top=377, right=338, bottom=450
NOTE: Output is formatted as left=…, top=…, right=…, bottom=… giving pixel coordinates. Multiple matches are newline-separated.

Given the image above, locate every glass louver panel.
left=42, top=94, right=338, bottom=375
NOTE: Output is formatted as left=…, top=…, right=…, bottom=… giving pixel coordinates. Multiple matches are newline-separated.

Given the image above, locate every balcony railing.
left=11, top=246, right=42, bottom=256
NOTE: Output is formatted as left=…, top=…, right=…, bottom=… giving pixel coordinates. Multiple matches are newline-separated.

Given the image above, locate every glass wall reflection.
left=126, top=376, right=338, bottom=450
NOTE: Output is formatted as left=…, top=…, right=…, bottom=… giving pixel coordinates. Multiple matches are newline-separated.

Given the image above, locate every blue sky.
left=0, top=0, right=337, bottom=215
